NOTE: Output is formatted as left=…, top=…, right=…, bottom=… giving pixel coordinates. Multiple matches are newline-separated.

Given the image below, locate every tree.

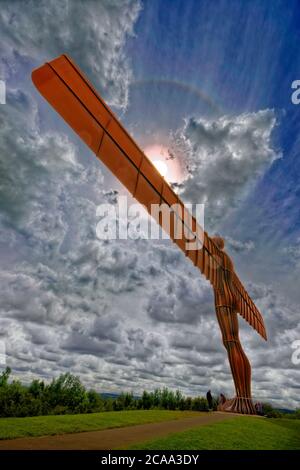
left=192, top=397, right=209, bottom=411
left=185, top=396, right=192, bottom=410
left=29, top=379, right=45, bottom=398
left=140, top=391, right=152, bottom=409
left=0, top=366, right=11, bottom=387
left=47, top=373, right=87, bottom=412
left=86, top=390, right=104, bottom=412
left=261, top=402, right=282, bottom=418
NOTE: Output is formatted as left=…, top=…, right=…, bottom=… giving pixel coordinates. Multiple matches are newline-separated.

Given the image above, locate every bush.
left=46, top=373, right=87, bottom=411
left=261, top=403, right=282, bottom=418
left=86, top=390, right=104, bottom=413
left=0, top=369, right=102, bottom=417
left=294, top=409, right=300, bottom=419
left=49, top=405, right=69, bottom=415
left=283, top=408, right=300, bottom=419
left=191, top=397, right=209, bottom=412
left=113, top=392, right=136, bottom=411
left=103, top=398, right=114, bottom=411
left=140, top=391, right=152, bottom=410
left=184, top=397, right=192, bottom=410
left=0, top=367, right=224, bottom=417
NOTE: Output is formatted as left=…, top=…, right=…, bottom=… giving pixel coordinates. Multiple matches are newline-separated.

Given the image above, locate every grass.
left=0, top=410, right=197, bottom=440
left=129, top=417, right=300, bottom=450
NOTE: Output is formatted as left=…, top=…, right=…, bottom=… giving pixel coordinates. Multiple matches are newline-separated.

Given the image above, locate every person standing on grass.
left=206, top=390, right=213, bottom=410
left=220, top=393, right=226, bottom=405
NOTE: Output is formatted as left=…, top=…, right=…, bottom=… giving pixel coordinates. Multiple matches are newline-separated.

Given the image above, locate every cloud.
left=284, top=238, right=300, bottom=270
left=173, top=110, right=280, bottom=230
left=225, top=237, right=255, bottom=253
left=0, top=89, right=83, bottom=250
left=0, top=1, right=299, bottom=409
left=90, top=315, right=122, bottom=343
left=0, top=0, right=141, bottom=110
left=146, top=274, right=213, bottom=324
left=62, top=332, right=116, bottom=356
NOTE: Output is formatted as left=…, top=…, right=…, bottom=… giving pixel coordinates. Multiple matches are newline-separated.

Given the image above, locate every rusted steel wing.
left=32, top=54, right=267, bottom=340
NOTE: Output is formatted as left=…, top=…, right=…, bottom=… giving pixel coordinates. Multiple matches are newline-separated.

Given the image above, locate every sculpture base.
left=217, top=397, right=257, bottom=415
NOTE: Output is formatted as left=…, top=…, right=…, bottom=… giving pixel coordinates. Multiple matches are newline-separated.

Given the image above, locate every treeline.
left=260, top=402, right=300, bottom=419
left=117, top=389, right=210, bottom=412
left=0, top=367, right=298, bottom=418
left=0, top=367, right=210, bottom=417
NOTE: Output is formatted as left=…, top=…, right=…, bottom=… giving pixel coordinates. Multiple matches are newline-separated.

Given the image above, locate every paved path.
left=0, top=412, right=240, bottom=450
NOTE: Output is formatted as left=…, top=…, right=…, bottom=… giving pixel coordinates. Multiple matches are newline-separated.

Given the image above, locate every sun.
left=153, top=159, right=168, bottom=177
left=143, top=144, right=183, bottom=183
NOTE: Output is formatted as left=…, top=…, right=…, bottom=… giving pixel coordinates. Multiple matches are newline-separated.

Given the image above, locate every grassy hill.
left=129, top=416, right=300, bottom=450
left=0, top=410, right=196, bottom=440
left=0, top=407, right=299, bottom=450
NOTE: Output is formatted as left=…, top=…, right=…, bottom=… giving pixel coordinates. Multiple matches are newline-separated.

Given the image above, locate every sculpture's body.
left=213, top=237, right=256, bottom=414
left=32, top=55, right=267, bottom=415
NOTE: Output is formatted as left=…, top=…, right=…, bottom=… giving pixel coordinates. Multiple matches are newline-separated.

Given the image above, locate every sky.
left=0, top=0, right=299, bottom=408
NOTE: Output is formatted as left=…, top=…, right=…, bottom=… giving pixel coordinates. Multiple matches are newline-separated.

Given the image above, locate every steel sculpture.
left=32, top=55, right=267, bottom=414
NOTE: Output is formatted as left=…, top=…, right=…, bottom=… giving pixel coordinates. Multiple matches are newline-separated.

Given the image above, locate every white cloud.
left=225, top=237, right=255, bottom=253
left=284, top=238, right=300, bottom=270
left=0, top=0, right=141, bottom=110
left=146, top=273, right=213, bottom=324
left=174, top=110, right=280, bottom=229
left=0, top=1, right=299, bottom=409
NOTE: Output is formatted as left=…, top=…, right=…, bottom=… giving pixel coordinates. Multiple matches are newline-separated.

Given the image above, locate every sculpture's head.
left=212, top=236, right=225, bottom=250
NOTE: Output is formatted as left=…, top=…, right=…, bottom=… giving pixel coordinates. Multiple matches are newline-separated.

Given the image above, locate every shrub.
left=86, top=390, right=104, bottom=413
left=261, top=402, right=282, bottom=418
left=46, top=373, right=87, bottom=411
left=0, top=367, right=230, bottom=417
left=294, top=409, right=300, bottom=419
left=192, top=397, right=209, bottom=411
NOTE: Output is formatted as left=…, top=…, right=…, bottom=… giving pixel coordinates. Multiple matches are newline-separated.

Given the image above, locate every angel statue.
left=32, top=54, right=267, bottom=415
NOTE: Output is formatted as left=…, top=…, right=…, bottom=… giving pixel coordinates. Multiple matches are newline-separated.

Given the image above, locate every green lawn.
left=129, top=417, right=300, bottom=450
left=0, top=410, right=197, bottom=440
